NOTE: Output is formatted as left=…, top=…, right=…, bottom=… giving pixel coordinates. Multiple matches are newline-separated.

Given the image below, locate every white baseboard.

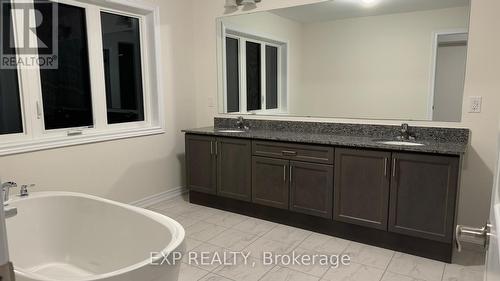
left=130, top=186, right=188, bottom=208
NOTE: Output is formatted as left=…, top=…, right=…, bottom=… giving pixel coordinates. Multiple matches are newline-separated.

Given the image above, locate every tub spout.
left=2, top=182, right=17, bottom=203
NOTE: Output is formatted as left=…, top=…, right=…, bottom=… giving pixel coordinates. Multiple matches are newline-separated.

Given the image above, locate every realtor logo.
left=0, top=0, right=58, bottom=69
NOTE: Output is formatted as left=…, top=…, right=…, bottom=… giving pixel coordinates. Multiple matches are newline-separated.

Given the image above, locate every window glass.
left=101, top=12, right=144, bottom=124
left=225, top=37, right=239, bottom=113
left=246, top=41, right=261, bottom=111
left=0, top=2, right=23, bottom=135
left=35, top=3, right=93, bottom=130
left=266, top=45, right=278, bottom=110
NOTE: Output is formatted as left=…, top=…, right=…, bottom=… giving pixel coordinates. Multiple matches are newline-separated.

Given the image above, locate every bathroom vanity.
left=187, top=0, right=473, bottom=264
left=184, top=118, right=469, bottom=263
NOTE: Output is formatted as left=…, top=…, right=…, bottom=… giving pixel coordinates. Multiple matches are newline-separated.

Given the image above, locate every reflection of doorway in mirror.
left=430, top=31, right=468, bottom=122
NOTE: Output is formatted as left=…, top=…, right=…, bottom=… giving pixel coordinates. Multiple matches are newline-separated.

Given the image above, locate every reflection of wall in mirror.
left=298, top=6, right=469, bottom=120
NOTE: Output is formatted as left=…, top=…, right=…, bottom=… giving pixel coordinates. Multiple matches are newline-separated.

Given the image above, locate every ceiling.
left=271, top=0, right=470, bottom=24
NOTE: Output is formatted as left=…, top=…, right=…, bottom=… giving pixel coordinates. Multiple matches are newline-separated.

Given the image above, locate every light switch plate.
left=469, top=96, right=482, bottom=113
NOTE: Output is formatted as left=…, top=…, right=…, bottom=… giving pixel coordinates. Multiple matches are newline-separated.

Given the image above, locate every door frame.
left=427, top=29, right=468, bottom=120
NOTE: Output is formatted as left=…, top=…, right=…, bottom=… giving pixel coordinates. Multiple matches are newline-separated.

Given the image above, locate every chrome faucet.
left=1, top=182, right=17, bottom=203
left=2, top=182, right=18, bottom=219
left=399, top=123, right=415, bottom=141
left=236, top=117, right=249, bottom=131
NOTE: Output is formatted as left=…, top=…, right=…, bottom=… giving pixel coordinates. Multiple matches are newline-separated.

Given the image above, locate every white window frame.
left=219, top=21, right=289, bottom=115
left=0, top=0, right=164, bottom=156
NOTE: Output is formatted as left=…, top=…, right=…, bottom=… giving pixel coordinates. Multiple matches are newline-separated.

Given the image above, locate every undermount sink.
left=376, top=140, right=425, bottom=146
left=215, top=129, right=247, bottom=133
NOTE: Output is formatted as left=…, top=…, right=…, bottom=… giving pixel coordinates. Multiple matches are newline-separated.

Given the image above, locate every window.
left=36, top=3, right=94, bottom=130
left=0, top=2, right=23, bottom=135
left=0, top=0, right=163, bottom=155
left=0, top=68, right=22, bottom=135
left=101, top=12, right=145, bottom=124
left=222, top=28, right=287, bottom=114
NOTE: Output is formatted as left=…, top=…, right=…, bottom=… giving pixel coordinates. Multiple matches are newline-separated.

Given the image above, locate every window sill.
left=0, top=127, right=165, bottom=156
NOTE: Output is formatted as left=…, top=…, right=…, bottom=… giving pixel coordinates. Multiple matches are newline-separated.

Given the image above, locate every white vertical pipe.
left=0, top=178, right=10, bottom=265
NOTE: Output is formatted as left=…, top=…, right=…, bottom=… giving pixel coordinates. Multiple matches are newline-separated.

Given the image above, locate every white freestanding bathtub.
left=5, top=192, right=185, bottom=281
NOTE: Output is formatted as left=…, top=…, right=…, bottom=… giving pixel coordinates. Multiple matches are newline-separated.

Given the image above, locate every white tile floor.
left=148, top=196, right=485, bottom=281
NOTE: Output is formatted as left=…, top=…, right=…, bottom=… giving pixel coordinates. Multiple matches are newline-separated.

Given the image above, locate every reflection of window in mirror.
left=223, top=28, right=287, bottom=114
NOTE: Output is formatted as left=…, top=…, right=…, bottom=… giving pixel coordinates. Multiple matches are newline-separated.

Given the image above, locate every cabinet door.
left=252, top=156, right=289, bottom=209
left=389, top=153, right=459, bottom=242
left=185, top=134, right=216, bottom=194
left=217, top=137, right=252, bottom=202
left=334, top=148, right=391, bottom=230
left=290, top=161, right=333, bottom=219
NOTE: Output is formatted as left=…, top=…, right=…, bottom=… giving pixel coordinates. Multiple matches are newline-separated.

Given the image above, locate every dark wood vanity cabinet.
left=186, top=135, right=252, bottom=200
left=185, top=134, right=217, bottom=194
left=334, top=148, right=391, bottom=230
left=389, top=153, right=459, bottom=243
left=290, top=161, right=333, bottom=219
left=251, top=141, right=334, bottom=218
left=252, top=156, right=290, bottom=209
left=186, top=133, right=463, bottom=262
left=216, top=138, right=252, bottom=201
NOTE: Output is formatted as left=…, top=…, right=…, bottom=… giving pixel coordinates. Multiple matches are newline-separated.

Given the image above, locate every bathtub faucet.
left=2, top=182, right=18, bottom=219
left=2, top=182, right=17, bottom=203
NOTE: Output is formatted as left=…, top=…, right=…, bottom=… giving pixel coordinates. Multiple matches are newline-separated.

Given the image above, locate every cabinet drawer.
left=252, top=141, right=334, bottom=164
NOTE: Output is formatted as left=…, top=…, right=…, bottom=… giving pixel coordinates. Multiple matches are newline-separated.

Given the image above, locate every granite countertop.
left=182, top=126, right=468, bottom=156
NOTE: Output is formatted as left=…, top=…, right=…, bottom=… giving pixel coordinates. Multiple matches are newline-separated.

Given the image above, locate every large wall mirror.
left=216, top=0, right=470, bottom=122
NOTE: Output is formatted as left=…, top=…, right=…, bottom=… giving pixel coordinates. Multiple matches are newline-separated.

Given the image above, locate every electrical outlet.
left=469, top=96, right=482, bottom=113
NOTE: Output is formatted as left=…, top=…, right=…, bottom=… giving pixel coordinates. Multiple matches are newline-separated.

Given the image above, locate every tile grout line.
left=257, top=265, right=279, bottom=281
left=440, top=262, right=446, bottom=281
left=380, top=251, right=396, bottom=281
left=238, top=222, right=280, bottom=255
left=319, top=239, right=353, bottom=281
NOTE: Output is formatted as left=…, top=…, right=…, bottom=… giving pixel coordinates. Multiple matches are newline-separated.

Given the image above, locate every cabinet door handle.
left=215, top=141, right=218, bottom=156
left=384, top=158, right=388, bottom=177
left=289, top=165, right=293, bottom=183
left=210, top=141, right=213, bottom=155
left=283, top=165, right=287, bottom=183
left=392, top=158, right=397, bottom=177
left=282, top=150, right=297, bottom=156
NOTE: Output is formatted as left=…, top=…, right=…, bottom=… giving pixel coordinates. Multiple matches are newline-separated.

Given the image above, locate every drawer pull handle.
left=282, top=150, right=297, bottom=156
left=384, top=158, right=388, bottom=177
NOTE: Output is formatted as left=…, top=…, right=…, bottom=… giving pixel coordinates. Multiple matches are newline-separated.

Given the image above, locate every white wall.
left=0, top=0, right=197, bottom=203
left=432, top=43, right=467, bottom=122
left=298, top=7, right=468, bottom=120
left=193, top=0, right=500, bottom=229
